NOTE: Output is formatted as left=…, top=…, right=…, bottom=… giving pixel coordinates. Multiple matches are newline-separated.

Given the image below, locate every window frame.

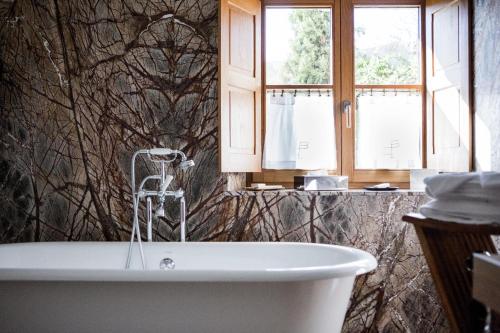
left=252, top=0, right=426, bottom=189
left=343, top=0, right=426, bottom=188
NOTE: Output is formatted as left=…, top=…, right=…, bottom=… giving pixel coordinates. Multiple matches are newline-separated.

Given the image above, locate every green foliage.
left=283, top=9, right=331, bottom=84
left=354, top=25, right=419, bottom=84
left=355, top=54, right=418, bottom=84
left=283, top=10, right=418, bottom=85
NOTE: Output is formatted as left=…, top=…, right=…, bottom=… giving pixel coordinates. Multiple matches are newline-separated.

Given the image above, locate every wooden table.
left=402, top=213, right=500, bottom=333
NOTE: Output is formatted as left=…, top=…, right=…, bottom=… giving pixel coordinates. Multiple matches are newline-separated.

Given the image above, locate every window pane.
left=266, top=8, right=332, bottom=85
left=263, top=90, right=336, bottom=170
left=355, top=90, right=422, bottom=169
left=355, top=7, right=421, bottom=85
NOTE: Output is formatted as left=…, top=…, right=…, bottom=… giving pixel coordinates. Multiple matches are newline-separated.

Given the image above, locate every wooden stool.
left=403, top=213, right=500, bottom=333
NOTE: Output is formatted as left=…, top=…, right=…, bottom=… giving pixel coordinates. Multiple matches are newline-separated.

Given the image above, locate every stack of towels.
left=420, top=172, right=500, bottom=224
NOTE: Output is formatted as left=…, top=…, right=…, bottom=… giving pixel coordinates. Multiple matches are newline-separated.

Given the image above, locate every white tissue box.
left=294, top=176, right=348, bottom=191
left=410, top=169, right=439, bottom=190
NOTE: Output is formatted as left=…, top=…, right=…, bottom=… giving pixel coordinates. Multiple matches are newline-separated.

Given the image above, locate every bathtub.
left=0, top=242, right=376, bottom=333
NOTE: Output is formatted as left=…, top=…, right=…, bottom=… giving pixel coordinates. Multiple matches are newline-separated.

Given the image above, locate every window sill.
left=224, top=189, right=426, bottom=197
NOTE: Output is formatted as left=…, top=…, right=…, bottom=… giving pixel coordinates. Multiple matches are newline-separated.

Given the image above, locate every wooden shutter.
left=426, top=0, right=472, bottom=171
left=219, top=0, right=262, bottom=172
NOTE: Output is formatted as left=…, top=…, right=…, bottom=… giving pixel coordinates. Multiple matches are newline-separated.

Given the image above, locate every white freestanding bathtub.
left=0, top=242, right=376, bottom=333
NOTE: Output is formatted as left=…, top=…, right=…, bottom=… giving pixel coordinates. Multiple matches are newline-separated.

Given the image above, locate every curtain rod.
left=356, top=88, right=421, bottom=96
left=266, top=88, right=421, bottom=97
left=267, top=89, right=331, bottom=97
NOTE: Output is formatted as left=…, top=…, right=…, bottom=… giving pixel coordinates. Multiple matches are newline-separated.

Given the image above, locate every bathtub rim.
left=0, top=241, right=377, bottom=282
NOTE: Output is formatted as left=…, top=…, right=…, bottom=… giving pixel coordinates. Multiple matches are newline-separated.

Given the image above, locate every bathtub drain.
left=160, top=258, right=175, bottom=270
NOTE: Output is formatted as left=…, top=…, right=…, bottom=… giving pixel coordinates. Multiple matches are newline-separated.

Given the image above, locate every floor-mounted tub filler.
left=126, top=148, right=195, bottom=269
left=0, top=149, right=377, bottom=333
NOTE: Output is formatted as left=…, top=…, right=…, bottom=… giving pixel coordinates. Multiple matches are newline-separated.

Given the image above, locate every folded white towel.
left=420, top=199, right=500, bottom=225
left=421, top=172, right=500, bottom=224
left=424, top=172, right=500, bottom=199
left=425, top=185, right=500, bottom=203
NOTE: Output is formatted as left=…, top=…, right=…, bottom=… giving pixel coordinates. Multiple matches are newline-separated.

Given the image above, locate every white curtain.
left=262, top=91, right=337, bottom=170
left=262, top=94, right=297, bottom=169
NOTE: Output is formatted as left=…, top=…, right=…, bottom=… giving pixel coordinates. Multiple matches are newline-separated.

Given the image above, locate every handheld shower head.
left=179, top=159, right=195, bottom=170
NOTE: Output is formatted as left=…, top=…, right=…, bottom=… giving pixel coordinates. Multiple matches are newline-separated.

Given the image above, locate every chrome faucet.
left=126, top=148, right=194, bottom=269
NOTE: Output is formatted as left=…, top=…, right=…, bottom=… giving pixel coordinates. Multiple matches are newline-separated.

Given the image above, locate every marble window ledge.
left=224, top=189, right=427, bottom=197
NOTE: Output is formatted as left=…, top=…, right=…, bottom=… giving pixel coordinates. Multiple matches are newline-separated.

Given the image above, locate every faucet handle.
left=174, top=189, right=184, bottom=199
left=155, top=205, right=165, bottom=218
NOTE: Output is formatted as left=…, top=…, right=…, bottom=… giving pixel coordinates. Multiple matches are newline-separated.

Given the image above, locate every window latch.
left=343, top=100, right=352, bottom=129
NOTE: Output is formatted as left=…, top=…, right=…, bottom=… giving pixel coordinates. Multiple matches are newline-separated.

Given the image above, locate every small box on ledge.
left=294, top=175, right=348, bottom=191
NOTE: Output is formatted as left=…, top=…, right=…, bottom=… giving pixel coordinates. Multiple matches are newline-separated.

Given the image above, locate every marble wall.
left=473, top=0, right=500, bottom=171
left=0, top=1, right=448, bottom=332
left=0, top=0, right=224, bottom=242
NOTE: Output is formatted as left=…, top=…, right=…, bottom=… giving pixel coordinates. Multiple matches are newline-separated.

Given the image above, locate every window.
left=263, top=8, right=338, bottom=171
left=354, top=7, right=423, bottom=170
left=218, top=0, right=472, bottom=186
left=265, top=8, right=332, bottom=85
left=258, top=1, right=424, bottom=186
